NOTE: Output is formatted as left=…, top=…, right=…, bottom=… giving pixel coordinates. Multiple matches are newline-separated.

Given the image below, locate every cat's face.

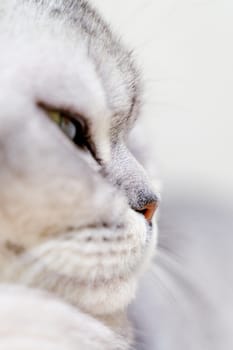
left=0, top=0, right=158, bottom=316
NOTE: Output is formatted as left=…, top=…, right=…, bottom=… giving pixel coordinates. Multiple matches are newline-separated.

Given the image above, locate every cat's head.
left=0, top=0, right=159, bottom=316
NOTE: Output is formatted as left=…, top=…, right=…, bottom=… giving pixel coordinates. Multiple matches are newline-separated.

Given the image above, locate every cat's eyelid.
left=37, top=102, right=88, bottom=128
left=37, top=101, right=102, bottom=165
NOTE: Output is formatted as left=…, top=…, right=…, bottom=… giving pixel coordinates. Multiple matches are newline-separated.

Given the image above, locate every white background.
left=93, top=0, right=233, bottom=197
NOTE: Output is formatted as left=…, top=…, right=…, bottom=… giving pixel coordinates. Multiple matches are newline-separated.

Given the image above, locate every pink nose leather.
left=140, top=201, right=158, bottom=222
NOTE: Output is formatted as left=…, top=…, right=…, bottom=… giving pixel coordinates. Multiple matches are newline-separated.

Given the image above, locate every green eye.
left=48, top=111, right=76, bottom=140
left=47, top=109, right=88, bottom=149
left=39, top=103, right=93, bottom=152
left=38, top=102, right=100, bottom=163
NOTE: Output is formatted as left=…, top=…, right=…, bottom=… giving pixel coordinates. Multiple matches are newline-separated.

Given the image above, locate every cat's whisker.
left=150, top=265, right=181, bottom=304
left=130, top=322, right=149, bottom=347
left=118, top=0, right=154, bottom=28
left=143, top=99, right=187, bottom=112
left=143, top=77, right=184, bottom=85
left=157, top=245, right=183, bottom=266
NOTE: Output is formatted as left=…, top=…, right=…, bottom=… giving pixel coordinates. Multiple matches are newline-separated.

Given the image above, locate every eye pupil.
left=60, top=117, right=76, bottom=140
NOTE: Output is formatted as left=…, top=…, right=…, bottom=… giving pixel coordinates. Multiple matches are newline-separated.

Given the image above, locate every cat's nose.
left=139, top=201, right=158, bottom=222
left=133, top=195, right=159, bottom=223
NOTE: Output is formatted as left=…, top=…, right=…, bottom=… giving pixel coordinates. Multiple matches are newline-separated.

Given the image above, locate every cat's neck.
left=98, top=311, right=133, bottom=346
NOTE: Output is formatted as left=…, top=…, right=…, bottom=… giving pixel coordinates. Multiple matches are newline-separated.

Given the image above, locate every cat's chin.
left=4, top=210, right=157, bottom=316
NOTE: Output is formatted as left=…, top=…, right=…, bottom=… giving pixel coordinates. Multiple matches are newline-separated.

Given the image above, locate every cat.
left=0, top=0, right=160, bottom=349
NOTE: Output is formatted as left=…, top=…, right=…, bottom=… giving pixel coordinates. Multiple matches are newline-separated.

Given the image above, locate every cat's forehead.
left=39, top=0, right=142, bottom=136
left=1, top=0, right=141, bottom=140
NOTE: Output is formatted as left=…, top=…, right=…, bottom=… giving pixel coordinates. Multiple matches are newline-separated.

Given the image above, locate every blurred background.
left=92, top=1, right=233, bottom=349
left=93, top=0, right=233, bottom=198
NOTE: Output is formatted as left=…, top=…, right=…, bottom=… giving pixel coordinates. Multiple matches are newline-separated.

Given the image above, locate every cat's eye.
left=38, top=103, right=99, bottom=163
left=46, top=109, right=89, bottom=150
left=48, top=111, right=77, bottom=141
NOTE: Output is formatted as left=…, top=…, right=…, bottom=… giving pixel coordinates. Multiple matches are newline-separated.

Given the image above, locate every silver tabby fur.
left=0, top=1, right=232, bottom=350
left=0, top=0, right=159, bottom=349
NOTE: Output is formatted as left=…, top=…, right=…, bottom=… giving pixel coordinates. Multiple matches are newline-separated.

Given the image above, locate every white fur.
left=0, top=285, right=127, bottom=350
left=0, top=1, right=158, bottom=349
